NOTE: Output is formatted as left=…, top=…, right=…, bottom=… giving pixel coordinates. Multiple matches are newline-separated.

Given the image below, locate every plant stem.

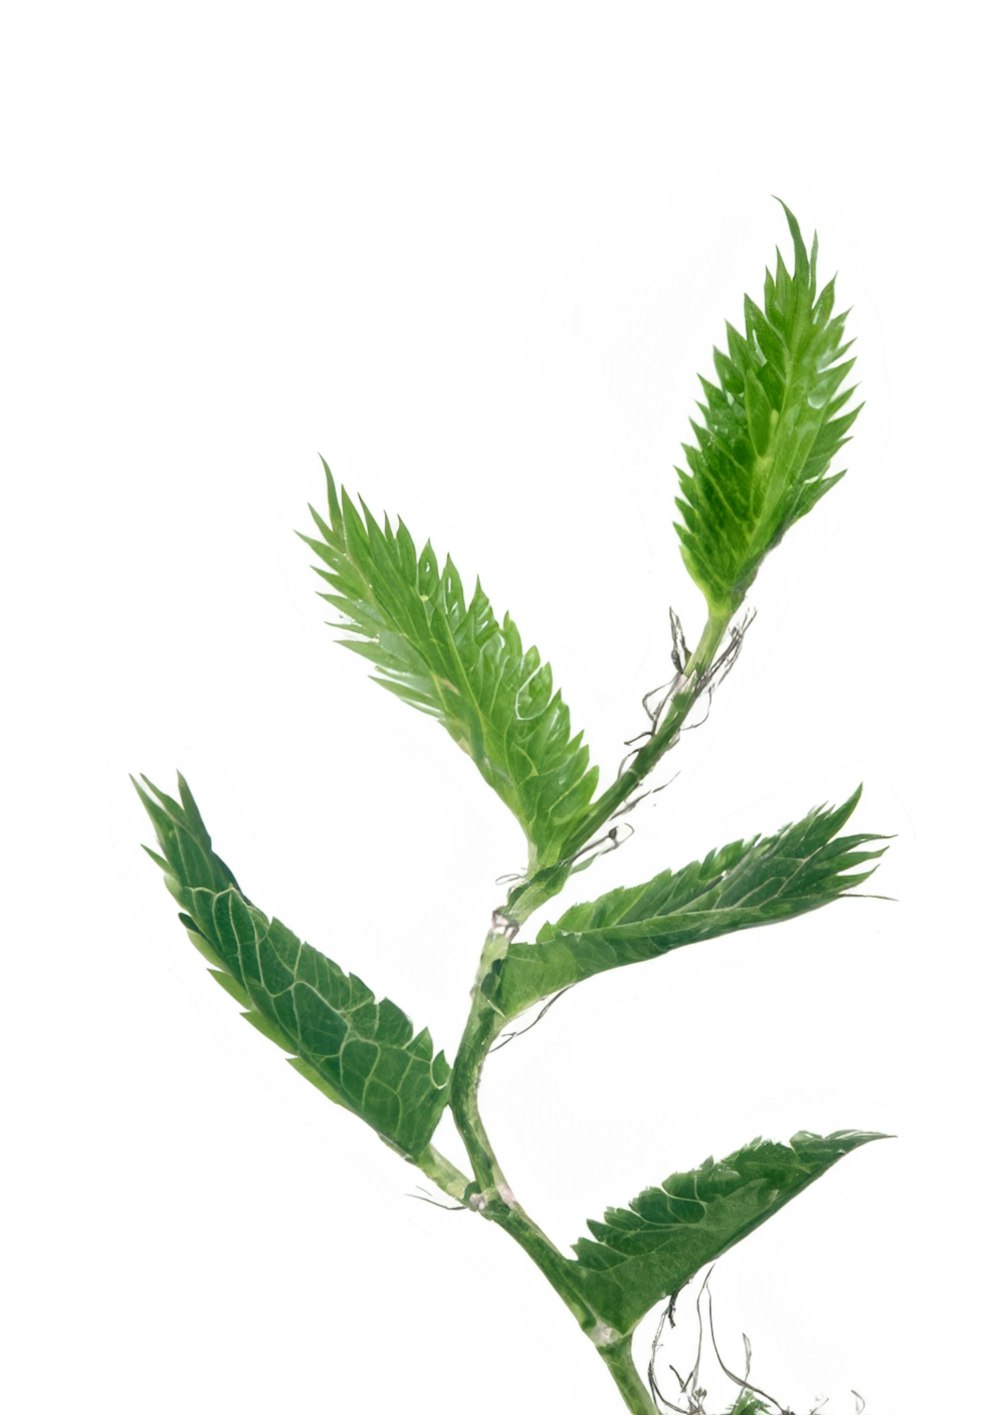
left=443, top=613, right=737, bottom=1406
left=564, top=613, right=730, bottom=854
left=452, top=605, right=747, bottom=1410
left=450, top=955, right=597, bottom=1329
left=450, top=939, right=668, bottom=1413
left=599, top=1339, right=661, bottom=1415
left=505, top=612, right=731, bottom=926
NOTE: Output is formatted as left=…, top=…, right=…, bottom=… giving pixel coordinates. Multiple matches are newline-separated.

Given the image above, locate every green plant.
left=136, top=204, right=885, bottom=1414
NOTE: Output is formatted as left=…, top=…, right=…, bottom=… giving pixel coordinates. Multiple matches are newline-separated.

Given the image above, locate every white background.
left=2, top=4, right=995, bottom=1412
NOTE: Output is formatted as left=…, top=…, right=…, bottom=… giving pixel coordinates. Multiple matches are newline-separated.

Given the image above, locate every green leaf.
left=728, top=1393, right=775, bottom=1415
left=675, top=202, right=860, bottom=618
left=301, top=467, right=598, bottom=868
left=135, top=774, right=451, bottom=1156
left=484, top=789, right=883, bottom=1020
left=573, top=1130, right=885, bottom=1334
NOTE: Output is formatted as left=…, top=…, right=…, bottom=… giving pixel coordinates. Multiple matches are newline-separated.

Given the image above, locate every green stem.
left=598, top=1339, right=660, bottom=1415
left=506, top=612, right=731, bottom=926
left=450, top=946, right=597, bottom=1329
left=422, top=611, right=748, bottom=1409
left=448, top=935, right=664, bottom=1411
left=449, top=977, right=513, bottom=1193
left=565, top=613, right=730, bottom=853
left=439, top=617, right=737, bottom=1407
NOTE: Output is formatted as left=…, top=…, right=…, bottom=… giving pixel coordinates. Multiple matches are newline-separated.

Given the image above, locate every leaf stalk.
left=411, top=1145, right=475, bottom=1205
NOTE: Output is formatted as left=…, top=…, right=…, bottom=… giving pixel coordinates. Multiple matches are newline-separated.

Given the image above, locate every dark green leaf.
left=135, top=775, right=451, bottom=1156
left=301, top=470, right=598, bottom=868
left=573, top=1130, right=885, bottom=1334
left=675, top=204, right=859, bottom=618
left=484, top=789, right=884, bottom=1020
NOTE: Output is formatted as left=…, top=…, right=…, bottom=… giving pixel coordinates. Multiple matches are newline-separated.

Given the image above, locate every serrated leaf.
left=572, top=1130, right=885, bottom=1334
left=301, top=469, right=598, bottom=868
left=676, top=203, right=859, bottom=618
left=136, top=774, right=451, bottom=1156
left=484, top=789, right=884, bottom=1020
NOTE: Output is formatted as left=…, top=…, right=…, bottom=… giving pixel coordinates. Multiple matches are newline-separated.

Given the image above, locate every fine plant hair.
left=136, top=203, right=886, bottom=1415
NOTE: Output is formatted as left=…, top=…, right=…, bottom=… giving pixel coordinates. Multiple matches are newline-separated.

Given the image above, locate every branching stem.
left=447, top=934, right=659, bottom=1410
left=440, top=616, right=740, bottom=1410
left=506, top=612, right=731, bottom=926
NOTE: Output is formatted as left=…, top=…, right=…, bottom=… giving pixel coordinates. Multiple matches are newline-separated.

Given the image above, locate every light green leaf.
left=727, top=1398, right=773, bottom=1415
left=573, top=1130, right=885, bottom=1334
left=300, top=468, right=598, bottom=868
left=485, top=789, right=883, bottom=1019
left=675, top=203, right=860, bottom=618
left=136, top=774, right=451, bottom=1156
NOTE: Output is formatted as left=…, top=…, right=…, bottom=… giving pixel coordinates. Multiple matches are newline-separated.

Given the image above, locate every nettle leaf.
left=136, top=775, right=451, bottom=1156
left=573, top=1130, right=885, bottom=1335
left=485, top=790, right=883, bottom=1020
left=301, top=467, right=598, bottom=869
left=675, top=203, right=859, bottom=619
